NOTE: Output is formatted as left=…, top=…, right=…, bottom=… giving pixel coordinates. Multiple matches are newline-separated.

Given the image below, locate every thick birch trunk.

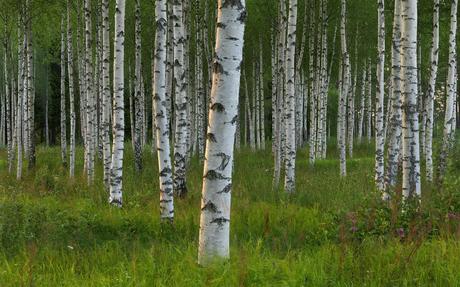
left=198, top=0, right=246, bottom=265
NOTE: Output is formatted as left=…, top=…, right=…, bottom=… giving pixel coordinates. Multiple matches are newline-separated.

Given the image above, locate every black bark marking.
left=201, top=201, right=219, bottom=213
left=207, top=133, right=217, bottom=143
left=215, top=152, right=230, bottom=171
left=217, top=183, right=232, bottom=194
left=213, top=61, right=225, bottom=75
left=210, top=102, right=225, bottom=112
left=210, top=217, right=230, bottom=226
left=204, top=170, right=230, bottom=181
left=222, top=0, right=244, bottom=9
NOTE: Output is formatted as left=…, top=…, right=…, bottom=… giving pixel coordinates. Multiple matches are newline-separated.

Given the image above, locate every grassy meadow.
left=0, top=141, right=460, bottom=286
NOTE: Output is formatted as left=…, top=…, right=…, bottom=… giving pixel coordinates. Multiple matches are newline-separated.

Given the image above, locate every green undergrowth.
left=0, top=141, right=459, bottom=286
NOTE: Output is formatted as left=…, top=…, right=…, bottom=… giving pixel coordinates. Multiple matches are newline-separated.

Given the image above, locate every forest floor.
left=0, top=141, right=459, bottom=286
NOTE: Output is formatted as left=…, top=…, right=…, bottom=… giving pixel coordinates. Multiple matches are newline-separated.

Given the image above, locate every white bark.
left=101, top=0, right=111, bottom=188
left=438, top=0, right=458, bottom=184
left=283, top=0, right=298, bottom=193
left=134, top=0, right=143, bottom=172
left=61, top=17, right=67, bottom=168
left=84, top=0, right=95, bottom=183
left=338, top=0, right=349, bottom=177
left=400, top=0, right=421, bottom=199
left=67, top=0, right=76, bottom=178
left=385, top=0, right=402, bottom=192
left=198, top=0, right=246, bottom=265
left=153, top=0, right=174, bottom=222
left=173, top=0, right=189, bottom=198
left=109, top=0, right=126, bottom=207
left=375, top=0, right=385, bottom=191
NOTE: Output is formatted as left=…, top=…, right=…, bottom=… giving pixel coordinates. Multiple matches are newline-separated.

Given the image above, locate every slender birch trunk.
left=153, top=0, right=174, bottom=222
left=60, top=17, right=67, bottom=168
left=425, top=0, right=439, bottom=183
left=4, top=34, right=12, bottom=173
left=348, top=29, right=358, bottom=158
left=338, top=0, right=349, bottom=177
left=438, top=0, right=458, bottom=185
left=84, top=0, right=95, bottom=183
left=375, top=0, right=385, bottom=191
left=198, top=0, right=246, bottom=265
left=67, top=0, right=76, bottom=178
left=283, top=0, right=298, bottom=193
left=173, top=0, right=189, bottom=198
left=308, top=0, right=316, bottom=166
left=101, top=0, right=111, bottom=188
left=400, top=0, right=421, bottom=199
left=133, top=0, right=143, bottom=172
left=109, top=0, right=126, bottom=207
left=357, top=66, right=366, bottom=143
left=259, top=39, right=265, bottom=149
left=367, top=60, right=372, bottom=143
left=385, top=0, right=402, bottom=192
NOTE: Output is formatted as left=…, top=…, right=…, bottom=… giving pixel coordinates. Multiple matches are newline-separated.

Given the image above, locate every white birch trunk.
left=60, top=17, right=67, bottom=168
left=198, top=0, right=246, bottom=265
left=425, top=1, right=439, bottom=182
left=67, top=0, right=76, bottom=178
left=153, top=0, right=174, bottom=221
left=338, top=0, right=349, bottom=177
left=84, top=0, right=95, bottom=183
left=134, top=0, right=143, bottom=172
left=400, top=0, right=421, bottom=199
left=101, top=0, right=111, bottom=188
left=385, top=0, right=402, bottom=192
left=109, top=0, right=126, bottom=207
left=438, top=0, right=458, bottom=184
left=173, top=0, right=189, bottom=198
left=375, top=0, right=385, bottom=191
left=284, top=0, right=298, bottom=193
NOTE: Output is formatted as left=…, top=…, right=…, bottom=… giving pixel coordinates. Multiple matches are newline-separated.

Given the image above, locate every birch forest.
left=1, top=0, right=460, bottom=285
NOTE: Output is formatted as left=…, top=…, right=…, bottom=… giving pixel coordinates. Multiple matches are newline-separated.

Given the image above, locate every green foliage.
left=0, top=144, right=460, bottom=285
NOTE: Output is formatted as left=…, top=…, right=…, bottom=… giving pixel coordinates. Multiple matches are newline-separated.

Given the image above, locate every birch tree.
left=173, top=0, right=189, bottom=198
left=425, top=0, right=439, bottom=183
left=400, top=0, right=421, bottom=199
left=338, top=0, right=350, bottom=177
left=101, top=0, right=111, bottom=188
left=60, top=17, right=67, bottom=168
left=385, top=0, right=402, bottom=192
left=67, top=0, right=76, bottom=178
left=109, top=0, right=126, bottom=207
left=153, top=0, right=174, bottom=221
left=375, top=0, right=385, bottom=191
left=438, top=0, right=458, bottom=184
left=284, top=0, right=298, bottom=193
left=198, top=0, right=246, bottom=266
left=133, top=0, right=143, bottom=172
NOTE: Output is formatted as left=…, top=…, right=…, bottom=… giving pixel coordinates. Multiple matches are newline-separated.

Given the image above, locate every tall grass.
left=0, top=141, right=459, bottom=286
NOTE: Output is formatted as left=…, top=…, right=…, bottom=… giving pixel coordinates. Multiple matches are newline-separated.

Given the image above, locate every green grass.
left=0, top=142, right=459, bottom=286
